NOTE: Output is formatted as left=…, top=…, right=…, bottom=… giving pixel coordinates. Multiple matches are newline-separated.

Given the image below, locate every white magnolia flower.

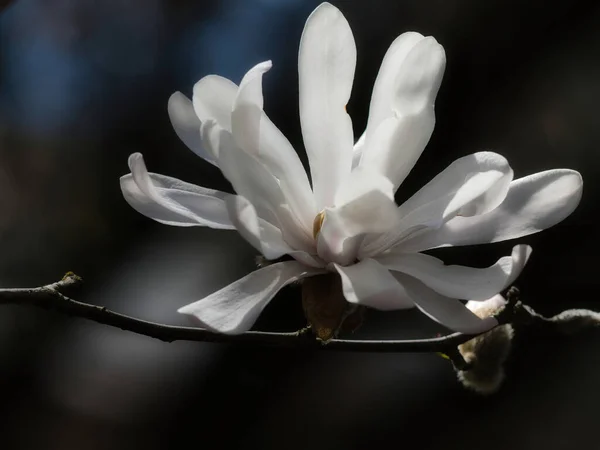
left=121, top=3, right=582, bottom=335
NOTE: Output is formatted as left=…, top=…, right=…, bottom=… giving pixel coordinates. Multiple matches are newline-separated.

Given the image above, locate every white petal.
left=323, top=188, right=400, bottom=242
left=401, top=169, right=583, bottom=252
left=226, top=195, right=323, bottom=266
left=317, top=232, right=363, bottom=268
left=168, top=92, right=216, bottom=165
left=299, top=2, right=356, bottom=209
left=394, top=273, right=498, bottom=334
left=199, top=119, right=223, bottom=161
left=359, top=37, right=445, bottom=189
left=215, top=128, right=315, bottom=252
left=225, top=195, right=291, bottom=259
left=318, top=168, right=402, bottom=264
left=234, top=60, right=272, bottom=109
left=289, top=251, right=326, bottom=268
left=364, top=32, right=425, bottom=143
left=215, top=128, right=284, bottom=224
left=391, top=37, right=446, bottom=117
left=360, top=112, right=435, bottom=190
left=333, top=259, right=413, bottom=310
left=178, top=261, right=324, bottom=334
left=256, top=112, right=316, bottom=230
left=399, top=151, right=513, bottom=221
left=377, top=244, right=531, bottom=300
left=360, top=151, right=513, bottom=257
left=231, top=61, right=316, bottom=230
left=121, top=153, right=234, bottom=229
left=192, top=75, right=238, bottom=131
left=334, top=165, right=395, bottom=205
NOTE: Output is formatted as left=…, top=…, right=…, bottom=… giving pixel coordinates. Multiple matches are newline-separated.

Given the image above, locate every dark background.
left=0, top=0, right=598, bottom=448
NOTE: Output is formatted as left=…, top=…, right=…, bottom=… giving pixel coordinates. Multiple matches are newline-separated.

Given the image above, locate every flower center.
left=312, top=210, right=326, bottom=239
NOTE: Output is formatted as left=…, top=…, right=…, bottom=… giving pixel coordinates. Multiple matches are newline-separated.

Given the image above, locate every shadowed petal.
left=401, top=169, right=583, bottom=252
left=360, top=151, right=513, bottom=257
left=192, top=75, right=238, bottom=131
left=394, top=273, right=498, bottom=334
left=178, top=261, right=324, bottom=334
left=360, top=37, right=445, bottom=189
left=378, top=244, right=531, bottom=299
left=231, top=61, right=316, bottom=231
left=225, top=195, right=291, bottom=260
left=121, top=153, right=234, bottom=229
left=334, top=259, right=413, bottom=310
left=364, top=32, right=425, bottom=143
left=168, top=92, right=216, bottom=165
left=318, top=167, right=401, bottom=264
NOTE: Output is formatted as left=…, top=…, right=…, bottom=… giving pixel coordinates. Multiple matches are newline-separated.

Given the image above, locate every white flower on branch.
left=120, top=2, right=582, bottom=335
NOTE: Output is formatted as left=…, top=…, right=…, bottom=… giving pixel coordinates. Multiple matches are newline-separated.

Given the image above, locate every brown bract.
left=301, top=273, right=364, bottom=342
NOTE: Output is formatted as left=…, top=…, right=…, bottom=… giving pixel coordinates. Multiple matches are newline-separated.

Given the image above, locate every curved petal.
left=213, top=125, right=315, bottom=252
left=199, top=119, right=224, bottom=161
left=394, top=273, right=498, bottom=334
left=401, top=169, right=583, bottom=252
left=225, top=195, right=291, bottom=259
left=391, top=37, right=446, bottom=117
left=226, top=196, right=323, bottom=266
left=299, top=2, right=356, bottom=209
left=360, top=151, right=513, bottom=257
left=334, top=165, right=394, bottom=205
left=318, top=168, right=402, bottom=265
left=168, top=92, right=216, bottom=165
left=360, top=112, right=435, bottom=190
left=364, top=32, right=425, bottom=143
left=214, top=125, right=284, bottom=225
left=377, top=244, right=531, bottom=300
left=317, top=233, right=364, bottom=268
left=399, top=151, right=513, bottom=221
left=235, top=60, right=272, bottom=108
left=360, top=36, right=444, bottom=189
left=121, top=153, right=234, bottom=229
left=333, top=259, right=413, bottom=310
left=192, top=75, right=238, bottom=131
left=231, top=61, right=316, bottom=230
left=289, top=251, right=326, bottom=269
left=178, top=261, right=324, bottom=334
left=323, top=186, right=400, bottom=241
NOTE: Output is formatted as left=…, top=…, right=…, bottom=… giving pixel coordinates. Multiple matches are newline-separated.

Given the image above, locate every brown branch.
left=0, top=274, right=535, bottom=356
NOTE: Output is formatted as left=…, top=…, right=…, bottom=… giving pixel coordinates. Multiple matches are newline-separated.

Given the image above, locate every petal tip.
left=513, top=243, right=533, bottom=255
left=568, top=169, right=584, bottom=189
left=415, top=36, right=446, bottom=61
left=167, top=91, right=193, bottom=116
left=119, top=173, right=132, bottom=185
left=176, top=304, right=192, bottom=315
left=316, top=2, right=337, bottom=11
left=308, top=2, right=345, bottom=24
left=128, top=152, right=144, bottom=169
left=168, top=90, right=186, bottom=104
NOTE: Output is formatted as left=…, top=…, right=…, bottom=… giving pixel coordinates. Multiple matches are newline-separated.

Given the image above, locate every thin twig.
left=0, top=274, right=530, bottom=353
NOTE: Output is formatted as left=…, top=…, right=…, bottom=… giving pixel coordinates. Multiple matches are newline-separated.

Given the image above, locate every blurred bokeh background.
left=0, top=0, right=598, bottom=448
